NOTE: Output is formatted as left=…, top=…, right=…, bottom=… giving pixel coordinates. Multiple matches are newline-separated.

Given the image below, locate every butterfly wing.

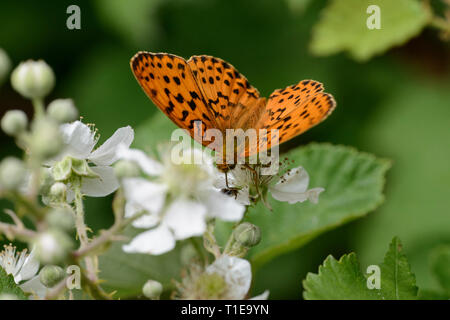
left=187, top=55, right=265, bottom=131
left=130, top=52, right=216, bottom=145
left=249, top=80, right=336, bottom=156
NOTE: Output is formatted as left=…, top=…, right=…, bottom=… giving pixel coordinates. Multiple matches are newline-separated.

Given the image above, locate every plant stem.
left=72, top=178, right=97, bottom=282
left=31, top=98, right=45, bottom=118
left=0, top=221, right=37, bottom=241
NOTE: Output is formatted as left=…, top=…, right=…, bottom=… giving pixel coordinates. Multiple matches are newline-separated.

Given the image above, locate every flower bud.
left=11, top=60, right=55, bottom=99
left=142, top=280, right=163, bottom=299
left=0, top=157, right=26, bottom=190
left=29, top=118, right=63, bottom=159
left=0, top=48, right=11, bottom=86
left=1, top=110, right=28, bottom=136
left=114, top=160, right=140, bottom=178
left=47, top=99, right=78, bottom=123
left=49, top=182, right=67, bottom=201
left=38, top=168, right=55, bottom=196
left=34, top=230, right=73, bottom=265
left=46, top=207, right=74, bottom=231
left=39, top=265, right=65, bottom=288
left=233, top=222, right=261, bottom=247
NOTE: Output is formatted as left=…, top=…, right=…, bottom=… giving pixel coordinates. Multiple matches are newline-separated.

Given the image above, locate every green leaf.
left=379, top=237, right=418, bottom=299
left=98, top=227, right=186, bottom=299
left=430, top=245, right=450, bottom=295
left=310, top=0, right=430, bottom=61
left=303, top=253, right=380, bottom=300
left=236, top=143, right=390, bottom=269
left=0, top=266, right=26, bottom=299
left=303, top=237, right=418, bottom=300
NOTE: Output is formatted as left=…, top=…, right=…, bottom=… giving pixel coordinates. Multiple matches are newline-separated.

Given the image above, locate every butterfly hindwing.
left=130, top=52, right=216, bottom=145
left=253, top=80, right=336, bottom=155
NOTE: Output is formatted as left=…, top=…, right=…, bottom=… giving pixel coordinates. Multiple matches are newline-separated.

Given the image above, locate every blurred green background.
left=0, top=0, right=449, bottom=299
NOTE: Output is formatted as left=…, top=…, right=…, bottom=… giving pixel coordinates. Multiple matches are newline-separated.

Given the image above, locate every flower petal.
left=204, top=191, right=246, bottom=221
left=164, top=199, right=207, bottom=240
left=122, top=225, right=175, bottom=255
left=60, top=121, right=97, bottom=159
left=17, top=249, right=39, bottom=282
left=206, top=255, right=251, bottom=300
left=122, top=177, right=167, bottom=215
left=250, top=290, right=270, bottom=300
left=81, top=166, right=119, bottom=197
left=272, top=166, right=309, bottom=194
left=116, top=144, right=164, bottom=176
left=89, top=126, right=134, bottom=166
left=19, top=276, right=47, bottom=299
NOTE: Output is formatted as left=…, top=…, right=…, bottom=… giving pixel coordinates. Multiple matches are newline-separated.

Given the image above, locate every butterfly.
left=130, top=52, right=336, bottom=172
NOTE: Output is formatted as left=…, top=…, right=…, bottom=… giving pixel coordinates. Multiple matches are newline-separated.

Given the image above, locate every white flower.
left=269, top=167, right=324, bottom=204
left=0, top=245, right=47, bottom=298
left=216, top=165, right=324, bottom=205
left=118, top=145, right=245, bottom=255
left=50, top=121, right=134, bottom=198
left=206, top=255, right=269, bottom=300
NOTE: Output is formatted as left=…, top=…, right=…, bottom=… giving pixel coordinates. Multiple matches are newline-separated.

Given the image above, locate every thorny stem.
left=72, top=177, right=97, bottom=283
left=44, top=277, right=68, bottom=300
left=0, top=221, right=37, bottom=241
left=80, top=266, right=112, bottom=300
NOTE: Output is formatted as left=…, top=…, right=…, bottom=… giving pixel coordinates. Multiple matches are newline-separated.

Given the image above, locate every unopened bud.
left=1, top=110, right=27, bottom=136
left=34, top=230, right=72, bottom=265
left=29, top=118, right=63, bottom=159
left=142, top=280, right=163, bottom=300
left=0, top=157, right=26, bottom=190
left=47, top=99, right=78, bottom=123
left=46, top=207, right=74, bottom=231
left=49, top=182, right=67, bottom=201
left=0, top=48, right=11, bottom=86
left=39, top=265, right=65, bottom=288
left=233, top=222, right=261, bottom=247
left=11, top=60, right=55, bottom=99
left=114, top=160, right=140, bottom=178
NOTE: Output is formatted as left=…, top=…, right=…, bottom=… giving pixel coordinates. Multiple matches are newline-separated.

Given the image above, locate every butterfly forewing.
left=130, top=52, right=216, bottom=145
left=187, top=55, right=264, bottom=131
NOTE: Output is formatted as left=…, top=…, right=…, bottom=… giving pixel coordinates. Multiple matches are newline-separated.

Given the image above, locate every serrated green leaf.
left=430, top=245, right=450, bottom=295
left=303, top=253, right=379, bottom=300
left=0, top=267, right=26, bottom=299
left=236, top=143, right=390, bottom=269
left=379, top=237, right=418, bottom=299
left=310, top=0, right=430, bottom=61
left=303, top=237, right=418, bottom=300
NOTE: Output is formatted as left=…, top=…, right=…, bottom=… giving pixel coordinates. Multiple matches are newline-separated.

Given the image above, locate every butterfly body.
left=130, top=52, right=336, bottom=169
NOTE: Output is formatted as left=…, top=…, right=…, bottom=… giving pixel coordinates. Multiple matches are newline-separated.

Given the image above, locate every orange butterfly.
left=130, top=52, right=336, bottom=172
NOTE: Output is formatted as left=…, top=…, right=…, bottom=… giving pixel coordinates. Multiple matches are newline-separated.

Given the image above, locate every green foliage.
left=430, top=245, right=450, bottom=295
left=94, top=0, right=162, bottom=47
left=243, top=143, right=390, bottom=269
left=354, top=82, right=450, bottom=292
left=379, top=237, right=418, bottom=299
left=0, top=266, right=26, bottom=299
left=310, top=0, right=430, bottom=61
left=303, top=237, right=418, bottom=299
left=303, top=253, right=379, bottom=299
